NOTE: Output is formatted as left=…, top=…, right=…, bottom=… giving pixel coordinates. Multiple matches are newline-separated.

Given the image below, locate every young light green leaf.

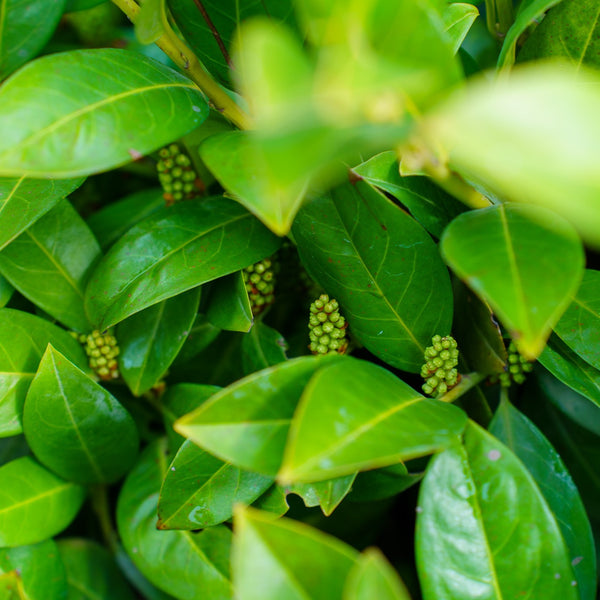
left=0, top=308, right=89, bottom=438
left=0, top=200, right=101, bottom=332
left=118, top=287, right=201, bottom=396
left=206, top=272, right=253, bottom=333
left=57, top=538, right=137, bottom=600
left=0, top=176, right=84, bottom=251
left=0, top=0, right=66, bottom=80
left=136, top=0, right=167, bottom=44
left=0, top=456, right=85, bottom=547
left=241, top=321, right=288, bottom=375
left=279, top=358, right=467, bottom=483
left=416, top=422, right=579, bottom=600
left=288, top=474, right=356, bottom=516
left=23, top=345, right=139, bottom=484
left=0, top=49, right=208, bottom=178
left=85, top=197, right=280, bottom=330
left=490, top=399, right=597, bottom=599
left=175, top=355, right=343, bottom=475
left=158, top=438, right=273, bottom=530
left=116, top=439, right=233, bottom=600
left=442, top=3, right=479, bottom=54
left=233, top=506, right=358, bottom=600
left=441, top=203, right=584, bottom=359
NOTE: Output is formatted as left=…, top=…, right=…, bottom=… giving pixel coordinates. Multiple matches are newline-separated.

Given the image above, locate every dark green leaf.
left=0, top=176, right=84, bottom=251
left=241, top=321, right=288, bottom=375
left=171, top=313, right=220, bottom=366
left=441, top=203, right=583, bottom=359
left=57, top=538, right=136, bottom=600
left=0, top=435, right=29, bottom=466
left=23, top=345, right=139, bottom=484
left=349, top=464, right=422, bottom=503
left=293, top=181, right=453, bottom=372
left=490, top=399, right=597, bottom=599
left=65, top=0, right=106, bottom=10
left=175, top=355, right=343, bottom=475
left=251, top=485, right=289, bottom=517
left=158, top=438, right=273, bottom=530
left=0, top=456, right=85, bottom=547
left=0, top=0, right=66, bottom=80
left=416, top=422, right=578, bottom=600
left=289, top=474, right=356, bottom=516
left=206, top=272, right=253, bottom=333
left=118, top=288, right=201, bottom=395
left=233, top=506, right=358, bottom=600
left=0, top=275, right=13, bottom=307
left=0, top=49, right=208, bottom=178
left=116, top=439, right=233, bottom=600
left=279, top=358, right=467, bottom=483
left=0, top=200, right=101, bottom=332
left=0, top=308, right=89, bottom=438
left=85, top=197, right=280, bottom=329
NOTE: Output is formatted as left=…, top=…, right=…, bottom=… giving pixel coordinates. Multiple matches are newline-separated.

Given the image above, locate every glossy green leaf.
left=0, top=456, right=85, bottom=547
left=0, top=0, right=66, bottom=80
left=554, top=269, right=600, bottom=370
left=116, top=439, right=233, bottom=600
left=158, top=438, right=273, bottom=530
left=233, top=506, right=358, bottom=600
left=241, top=321, right=288, bottom=375
left=118, top=288, right=201, bottom=395
left=289, top=474, right=356, bottom=516
left=0, top=200, right=101, bottom=332
left=23, top=345, right=139, bottom=484
left=280, top=358, right=467, bottom=483
left=441, top=203, right=583, bottom=359
left=349, top=464, right=422, bottom=503
left=0, top=275, right=13, bottom=307
left=428, top=63, right=600, bottom=247
left=351, top=151, right=464, bottom=238
left=519, top=0, right=600, bottom=68
left=175, top=355, right=343, bottom=475
left=171, top=314, right=220, bottom=366
left=416, top=422, right=578, bottom=600
left=0, top=176, right=84, bottom=251
left=136, top=0, right=167, bottom=44
left=293, top=181, right=453, bottom=372
left=442, top=3, right=479, bottom=54
left=490, top=399, right=597, bottom=599
left=87, top=188, right=165, bottom=251
left=85, top=197, right=280, bottom=329
left=343, top=548, right=412, bottom=600
left=0, top=308, right=89, bottom=438
left=57, top=538, right=136, bottom=600
left=0, top=49, right=208, bottom=178
left=206, top=272, right=253, bottom=333
left=0, top=540, right=67, bottom=600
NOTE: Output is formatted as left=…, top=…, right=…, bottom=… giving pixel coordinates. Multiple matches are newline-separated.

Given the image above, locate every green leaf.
left=442, top=3, right=479, bottom=54
left=23, top=345, right=139, bottom=484
left=428, top=63, right=600, bottom=247
left=171, top=314, right=220, bottom=366
left=57, top=538, right=136, bottom=600
left=351, top=151, right=465, bottom=239
left=0, top=571, right=22, bottom=599
left=87, top=188, right=165, bottom=251
left=0, top=0, right=66, bottom=80
left=490, top=399, right=597, bottom=599
left=0, top=275, right=13, bottom=308
left=116, top=439, right=233, bottom=600
left=241, top=321, right=288, bottom=375
left=0, top=435, right=29, bottom=466
left=518, top=0, right=600, bottom=68
left=415, top=422, right=579, bottom=600
left=497, top=0, right=563, bottom=67
left=288, top=474, right=356, bottom=516
left=0, top=308, right=89, bottom=438
left=0, top=200, right=101, bottom=332
left=0, top=456, right=85, bottom=547
left=0, top=176, right=84, bottom=251
left=0, top=540, right=67, bottom=600
left=293, top=181, right=453, bottom=372
left=175, top=355, right=343, bottom=475
left=343, top=548, right=412, bottom=600
left=118, top=288, right=201, bottom=395
left=206, top=272, right=253, bottom=333
left=158, top=438, right=273, bottom=530
left=233, top=506, right=358, bottom=600
left=0, top=49, right=208, bottom=178
left=279, top=358, right=467, bottom=483
left=441, top=203, right=584, bottom=359
left=85, top=197, right=280, bottom=329
left=65, top=0, right=106, bottom=10
left=349, top=464, right=422, bottom=503
left=251, top=485, right=289, bottom=517
left=136, top=0, right=167, bottom=44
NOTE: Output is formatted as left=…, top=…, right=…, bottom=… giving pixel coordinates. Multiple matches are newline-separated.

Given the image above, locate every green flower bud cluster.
left=72, top=330, right=120, bottom=381
left=156, top=144, right=200, bottom=204
left=420, top=335, right=459, bottom=397
left=243, top=258, right=276, bottom=315
left=495, top=340, right=533, bottom=387
left=308, top=294, right=348, bottom=355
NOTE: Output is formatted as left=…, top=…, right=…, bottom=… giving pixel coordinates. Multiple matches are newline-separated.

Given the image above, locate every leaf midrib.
left=0, top=481, right=73, bottom=516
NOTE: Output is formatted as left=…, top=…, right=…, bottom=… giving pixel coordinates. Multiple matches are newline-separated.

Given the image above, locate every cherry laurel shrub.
left=0, top=0, right=599, bottom=598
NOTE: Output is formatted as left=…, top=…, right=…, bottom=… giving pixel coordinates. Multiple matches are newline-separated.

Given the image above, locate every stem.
left=485, top=0, right=514, bottom=40
left=438, top=372, right=487, bottom=404
left=111, top=0, right=251, bottom=130
left=90, top=484, right=119, bottom=555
